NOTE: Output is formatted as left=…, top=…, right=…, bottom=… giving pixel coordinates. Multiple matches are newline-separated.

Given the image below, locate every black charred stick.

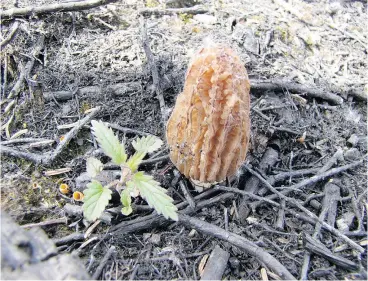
left=303, top=234, right=359, bottom=271
left=238, top=140, right=280, bottom=223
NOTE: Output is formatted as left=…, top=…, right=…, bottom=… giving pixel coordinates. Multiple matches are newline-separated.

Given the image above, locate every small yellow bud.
left=73, top=191, right=84, bottom=201
left=59, top=183, right=70, bottom=194
left=32, top=182, right=41, bottom=189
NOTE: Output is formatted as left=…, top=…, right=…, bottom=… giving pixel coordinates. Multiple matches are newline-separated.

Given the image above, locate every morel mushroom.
left=166, top=46, right=250, bottom=190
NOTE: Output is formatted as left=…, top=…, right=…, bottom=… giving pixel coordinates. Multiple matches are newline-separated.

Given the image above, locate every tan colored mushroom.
left=166, top=46, right=251, bottom=190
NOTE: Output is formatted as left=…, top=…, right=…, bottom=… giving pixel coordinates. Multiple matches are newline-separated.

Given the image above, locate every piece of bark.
left=2, top=254, right=90, bottom=280
left=1, top=212, right=57, bottom=269
left=201, top=245, right=230, bottom=280
left=303, top=234, right=358, bottom=271
left=0, top=211, right=90, bottom=280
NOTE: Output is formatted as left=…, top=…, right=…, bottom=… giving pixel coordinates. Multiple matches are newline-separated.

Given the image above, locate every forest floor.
left=0, top=0, right=367, bottom=280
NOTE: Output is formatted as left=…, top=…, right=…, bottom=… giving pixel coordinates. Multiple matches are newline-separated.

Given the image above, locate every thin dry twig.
left=139, top=5, right=209, bottom=16
left=108, top=123, right=150, bottom=136
left=20, top=217, right=67, bottom=228
left=1, top=137, right=52, bottom=146
left=178, top=179, right=196, bottom=209
left=45, top=106, right=101, bottom=165
left=0, top=21, right=20, bottom=48
left=0, top=0, right=118, bottom=19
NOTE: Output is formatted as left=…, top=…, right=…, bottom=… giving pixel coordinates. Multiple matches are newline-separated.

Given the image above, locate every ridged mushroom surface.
left=166, top=46, right=251, bottom=188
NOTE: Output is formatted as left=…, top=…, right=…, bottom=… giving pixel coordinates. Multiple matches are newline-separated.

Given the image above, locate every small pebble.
left=193, top=15, right=217, bottom=25
left=229, top=257, right=240, bottom=269
left=347, top=134, right=359, bottom=147
left=344, top=148, right=361, bottom=161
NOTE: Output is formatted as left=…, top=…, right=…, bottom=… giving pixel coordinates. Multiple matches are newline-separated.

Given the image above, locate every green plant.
left=82, top=120, right=178, bottom=221
left=179, top=13, right=193, bottom=24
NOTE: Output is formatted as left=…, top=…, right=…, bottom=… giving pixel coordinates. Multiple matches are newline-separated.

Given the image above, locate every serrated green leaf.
left=126, top=151, right=146, bottom=172
left=91, top=120, right=127, bottom=165
left=122, top=206, right=133, bottom=215
left=128, top=172, right=178, bottom=221
left=121, top=189, right=132, bottom=207
left=132, top=135, right=163, bottom=153
left=83, top=180, right=112, bottom=221
left=121, top=189, right=133, bottom=216
left=86, top=157, right=103, bottom=178
left=126, top=181, right=140, bottom=197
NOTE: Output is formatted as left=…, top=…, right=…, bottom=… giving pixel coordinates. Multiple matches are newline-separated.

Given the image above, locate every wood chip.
left=44, top=167, right=72, bottom=176
left=261, top=268, right=269, bottom=281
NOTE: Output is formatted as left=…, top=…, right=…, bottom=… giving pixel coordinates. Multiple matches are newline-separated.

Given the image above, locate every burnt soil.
left=0, top=0, right=367, bottom=280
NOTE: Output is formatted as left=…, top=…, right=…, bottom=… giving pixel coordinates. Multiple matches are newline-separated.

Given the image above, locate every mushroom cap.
left=166, top=46, right=251, bottom=188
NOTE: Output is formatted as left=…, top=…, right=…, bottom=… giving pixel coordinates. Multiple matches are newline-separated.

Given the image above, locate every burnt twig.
left=92, top=246, right=116, bottom=280
left=177, top=173, right=196, bottom=209
left=257, top=159, right=364, bottom=206
left=139, top=5, right=209, bottom=16
left=140, top=17, right=166, bottom=123
left=300, top=181, right=341, bottom=280
left=53, top=233, right=85, bottom=246
left=45, top=106, right=100, bottom=165
left=0, top=145, right=44, bottom=163
left=110, top=192, right=234, bottom=234
left=275, top=199, right=286, bottom=230
left=179, top=214, right=296, bottom=280
left=0, top=107, right=100, bottom=165
left=0, top=0, right=118, bottom=19
left=251, top=79, right=343, bottom=105
left=0, top=21, right=20, bottom=48
left=245, top=166, right=365, bottom=253
left=7, top=35, right=44, bottom=99
left=303, top=234, right=359, bottom=271
left=108, top=123, right=150, bottom=136
left=238, top=143, right=279, bottom=222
